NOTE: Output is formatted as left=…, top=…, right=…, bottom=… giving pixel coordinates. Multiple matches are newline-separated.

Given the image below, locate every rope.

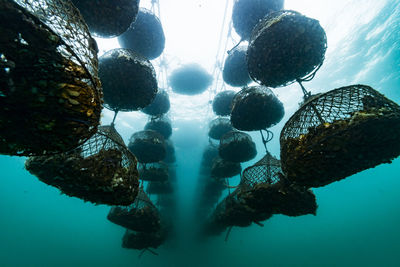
left=259, top=129, right=273, bottom=153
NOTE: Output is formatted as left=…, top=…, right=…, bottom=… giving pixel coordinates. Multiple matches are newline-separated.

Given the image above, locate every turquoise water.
left=1, top=0, right=400, bottom=266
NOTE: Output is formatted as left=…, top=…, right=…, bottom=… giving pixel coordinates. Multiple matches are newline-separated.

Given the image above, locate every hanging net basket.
left=122, top=228, right=167, bottom=250
left=232, top=0, right=284, bottom=40
left=71, top=0, right=140, bottom=38
left=211, top=158, right=242, bottom=179
left=219, top=131, right=257, bottom=162
left=147, top=181, right=174, bottom=195
left=208, top=118, right=234, bottom=140
left=118, top=8, right=165, bottom=60
left=212, top=90, right=236, bottom=116
left=169, top=63, right=213, bottom=95
left=98, top=48, right=157, bottom=112
left=0, top=0, right=102, bottom=156
left=128, top=130, right=166, bottom=163
left=141, top=90, right=170, bottom=117
left=164, top=140, right=176, bottom=164
left=138, top=162, right=169, bottom=182
left=280, top=84, right=400, bottom=188
left=247, top=10, right=327, bottom=88
left=25, top=126, right=139, bottom=205
left=144, top=117, right=172, bottom=140
left=107, top=188, right=160, bottom=233
left=231, top=86, right=285, bottom=131
left=222, top=45, right=251, bottom=87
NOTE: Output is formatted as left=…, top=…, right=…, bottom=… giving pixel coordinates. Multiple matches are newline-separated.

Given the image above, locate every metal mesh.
left=138, top=162, right=169, bottom=182
left=208, top=118, right=233, bottom=140
left=219, top=131, right=257, bottom=162
left=128, top=130, right=166, bottom=163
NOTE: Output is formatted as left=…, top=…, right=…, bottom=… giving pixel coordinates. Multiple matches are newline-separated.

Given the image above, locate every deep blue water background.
left=1, top=1, right=400, bottom=266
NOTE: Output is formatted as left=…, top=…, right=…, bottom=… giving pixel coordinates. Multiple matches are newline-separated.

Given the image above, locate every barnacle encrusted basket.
left=144, top=117, right=172, bottom=139
left=211, top=158, right=242, bottom=179
left=230, top=86, right=285, bottom=131
left=141, top=90, right=170, bottom=117
left=219, top=131, right=257, bottom=162
left=98, top=48, right=157, bottom=112
left=280, top=84, right=400, bottom=188
left=25, top=126, right=139, bottom=205
left=0, top=0, right=102, bottom=156
left=128, top=130, right=166, bottom=163
left=208, top=118, right=234, bottom=140
left=107, top=188, right=160, bottom=233
left=118, top=8, right=165, bottom=60
left=138, top=162, right=169, bottom=182
left=212, top=90, right=236, bottom=116
left=247, top=10, right=327, bottom=87
left=71, top=0, right=140, bottom=38
left=222, top=45, right=251, bottom=87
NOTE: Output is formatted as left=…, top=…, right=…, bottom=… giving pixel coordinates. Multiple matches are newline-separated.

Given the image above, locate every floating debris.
left=142, top=90, right=170, bottom=117
left=144, top=117, right=172, bottom=140
left=0, top=0, right=102, bottom=156
left=169, top=63, right=213, bottom=95
left=212, top=90, right=236, bottom=116
left=223, top=45, right=251, bottom=87
left=128, top=130, right=166, bottom=163
left=208, top=118, right=234, bottom=140
left=219, top=131, right=257, bottom=162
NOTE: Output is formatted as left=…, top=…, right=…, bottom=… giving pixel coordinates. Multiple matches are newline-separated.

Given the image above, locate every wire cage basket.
left=144, top=117, right=172, bottom=140
left=128, top=130, right=166, bottom=163
left=211, top=157, right=242, bottom=179
left=141, top=90, right=170, bottom=117
left=147, top=180, right=174, bottom=195
left=208, top=118, right=234, bottom=140
left=0, top=0, right=102, bottom=156
left=280, top=84, right=400, bottom=188
left=222, top=45, right=251, bottom=87
left=25, top=125, right=139, bottom=205
left=247, top=10, right=327, bottom=88
left=219, top=131, right=257, bottom=162
left=212, top=90, right=236, bottom=117
left=138, top=162, right=169, bottom=182
left=122, top=228, right=167, bottom=250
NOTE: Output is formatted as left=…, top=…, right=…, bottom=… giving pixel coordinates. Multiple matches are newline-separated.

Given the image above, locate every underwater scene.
left=1, top=0, right=400, bottom=266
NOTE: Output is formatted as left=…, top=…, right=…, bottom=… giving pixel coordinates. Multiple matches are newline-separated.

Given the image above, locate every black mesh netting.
left=147, top=181, right=174, bottom=195
left=141, top=90, right=170, bottom=116
left=107, top=188, right=160, bottom=233
left=208, top=118, right=234, bottom=140
left=71, top=0, right=139, bottom=38
left=138, top=162, right=169, bottom=182
left=122, top=228, right=168, bottom=250
left=247, top=10, right=327, bottom=88
left=280, top=84, right=400, bottom=188
left=98, top=48, right=157, bottom=112
left=144, top=117, right=172, bottom=139
left=230, top=86, right=285, bottom=131
left=25, top=126, right=139, bottom=205
left=118, top=8, right=165, bottom=60
left=128, top=130, right=166, bottom=163
left=169, top=63, right=213, bottom=95
left=0, top=0, right=102, bottom=156
left=239, top=153, right=317, bottom=217
left=232, top=0, right=284, bottom=40
left=211, top=158, right=242, bottom=179
left=219, top=131, right=257, bottom=162
left=222, top=45, right=251, bottom=87
left=212, top=90, right=236, bottom=116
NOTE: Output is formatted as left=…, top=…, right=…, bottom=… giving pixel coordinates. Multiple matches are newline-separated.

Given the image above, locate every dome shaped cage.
left=169, top=64, right=213, bottom=95
left=141, top=90, right=170, bottom=117
left=0, top=0, right=102, bottom=156
left=128, top=130, right=166, bottom=164
left=144, top=117, right=172, bottom=140
left=164, top=140, right=176, bottom=164
left=122, top=228, right=168, bottom=250
left=71, top=0, right=139, bottom=38
left=118, top=8, right=165, bottom=60
left=25, top=126, right=139, bottom=206
left=201, top=145, right=219, bottom=167
left=211, top=158, right=242, bottom=179
left=219, top=131, right=257, bottom=162
left=247, top=10, right=327, bottom=88
left=232, top=0, right=284, bottom=40
left=147, top=181, right=174, bottom=195
left=223, top=45, right=252, bottom=87
left=208, top=118, right=234, bottom=140
left=99, top=48, right=157, bottom=112
left=239, top=153, right=317, bottom=217
left=138, top=162, right=169, bottom=182
left=212, top=90, right=236, bottom=116
left=280, top=84, right=400, bottom=188
left=107, top=188, right=160, bottom=233
left=230, top=86, right=285, bottom=131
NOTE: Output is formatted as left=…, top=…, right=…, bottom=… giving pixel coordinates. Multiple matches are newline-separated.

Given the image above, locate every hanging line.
left=296, top=79, right=325, bottom=124
left=259, top=129, right=273, bottom=153
left=111, top=110, right=119, bottom=127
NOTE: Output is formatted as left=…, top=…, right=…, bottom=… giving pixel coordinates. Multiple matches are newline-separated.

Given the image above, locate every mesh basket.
left=222, top=45, right=251, bottom=87
left=0, top=0, right=102, bottom=156
left=219, top=131, right=257, bottom=162
left=208, top=118, right=233, bottom=140
left=107, top=188, right=160, bottom=233
left=71, top=0, right=139, bottom=38
left=230, top=86, right=285, bottom=131
left=147, top=181, right=174, bottom=195
left=122, top=228, right=167, bottom=250
left=144, top=117, right=172, bottom=139
left=211, top=158, right=242, bottom=179
left=232, top=0, right=284, bottom=40
left=247, top=10, right=327, bottom=88
left=25, top=126, right=139, bottom=205
left=169, top=63, right=213, bottom=95
left=164, top=140, right=176, bottom=164
left=212, top=90, right=236, bottom=116
left=141, top=90, right=170, bottom=117
left=128, top=130, right=166, bottom=163
left=118, top=8, right=165, bottom=60
left=138, top=162, right=169, bottom=182
left=98, top=48, right=157, bottom=112
left=280, top=84, right=400, bottom=188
